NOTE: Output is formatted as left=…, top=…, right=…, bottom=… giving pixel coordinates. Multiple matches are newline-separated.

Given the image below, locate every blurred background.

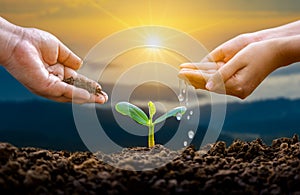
left=0, top=0, right=300, bottom=151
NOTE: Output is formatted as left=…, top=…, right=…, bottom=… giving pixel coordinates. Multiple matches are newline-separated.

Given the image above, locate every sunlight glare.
left=146, top=36, right=161, bottom=48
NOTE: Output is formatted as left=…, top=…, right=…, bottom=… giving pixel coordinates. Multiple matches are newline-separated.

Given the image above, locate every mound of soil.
left=0, top=135, right=299, bottom=194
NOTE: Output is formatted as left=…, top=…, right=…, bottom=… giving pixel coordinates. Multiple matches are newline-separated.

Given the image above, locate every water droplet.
left=178, top=94, right=184, bottom=102
left=183, top=141, right=188, bottom=147
left=182, top=89, right=186, bottom=94
left=188, top=130, right=194, bottom=139
left=176, top=113, right=182, bottom=120
left=189, top=110, right=193, bottom=115
left=187, top=115, right=190, bottom=120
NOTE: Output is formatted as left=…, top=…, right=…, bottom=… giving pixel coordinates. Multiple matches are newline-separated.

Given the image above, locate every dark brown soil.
left=63, top=77, right=103, bottom=96
left=0, top=135, right=300, bottom=195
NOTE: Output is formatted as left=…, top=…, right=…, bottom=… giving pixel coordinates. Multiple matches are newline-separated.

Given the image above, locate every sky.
left=1, top=0, right=300, bottom=103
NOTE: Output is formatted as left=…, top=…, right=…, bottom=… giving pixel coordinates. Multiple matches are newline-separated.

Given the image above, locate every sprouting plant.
left=115, top=101, right=186, bottom=148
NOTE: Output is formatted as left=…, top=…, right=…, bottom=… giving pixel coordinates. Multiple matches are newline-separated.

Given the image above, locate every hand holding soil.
left=62, top=74, right=108, bottom=103
left=0, top=17, right=107, bottom=104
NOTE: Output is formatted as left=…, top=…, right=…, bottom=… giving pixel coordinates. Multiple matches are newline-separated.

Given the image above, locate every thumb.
left=205, top=58, right=244, bottom=91
left=58, top=42, right=82, bottom=70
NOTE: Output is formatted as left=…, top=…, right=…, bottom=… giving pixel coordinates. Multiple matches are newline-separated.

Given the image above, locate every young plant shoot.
left=115, top=101, right=187, bottom=147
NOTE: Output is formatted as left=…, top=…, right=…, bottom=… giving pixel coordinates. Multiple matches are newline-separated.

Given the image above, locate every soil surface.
left=63, top=77, right=103, bottom=95
left=0, top=135, right=300, bottom=195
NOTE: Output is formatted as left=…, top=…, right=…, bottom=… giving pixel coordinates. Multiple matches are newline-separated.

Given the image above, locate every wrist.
left=253, top=20, right=300, bottom=41
left=273, top=35, right=300, bottom=68
left=0, top=17, right=24, bottom=66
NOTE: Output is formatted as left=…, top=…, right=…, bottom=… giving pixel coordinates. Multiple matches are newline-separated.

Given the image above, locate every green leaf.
left=148, top=101, right=156, bottom=119
left=115, top=102, right=149, bottom=126
left=154, top=106, right=187, bottom=124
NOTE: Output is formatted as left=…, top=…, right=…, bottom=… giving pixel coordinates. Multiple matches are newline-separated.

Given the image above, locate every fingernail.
left=179, top=63, right=189, bottom=67
left=206, top=81, right=214, bottom=90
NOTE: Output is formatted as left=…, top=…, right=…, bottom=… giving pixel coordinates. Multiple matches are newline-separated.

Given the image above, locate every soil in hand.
left=0, top=135, right=299, bottom=194
left=63, top=77, right=103, bottom=96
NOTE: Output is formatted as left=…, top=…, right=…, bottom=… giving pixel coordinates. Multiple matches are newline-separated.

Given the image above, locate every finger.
left=180, top=62, right=219, bottom=70
left=207, top=47, right=226, bottom=62
left=67, top=84, right=108, bottom=104
left=179, top=69, right=212, bottom=80
left=223, top=78, right=242, bottom=97
left=64, top=67, right=108, bottom=103
left=45, top=96, right=72, bottom=103
left=64, top=66, right=78, bottom=78
left=40, top=38, right=58, bottom=65
left=47, top=78, right=92, bottom=101
left=47, top=94, right=91, bottom=104
left=180, top=67, right=217, bottom=74
left=46, top=63, right=64, bottom=80
left=58, top=42, right=82, bottom=70
left=88, top=92, right=108, bottom=104
left=178, top=69, right=211, bottom=89
left=199, top=47, right=226, bottom=64
left=206, top=58, right=245, bottom=91
left=64, top=68, right=104, bottom=94
left=96, top=90, right=108, bottom=103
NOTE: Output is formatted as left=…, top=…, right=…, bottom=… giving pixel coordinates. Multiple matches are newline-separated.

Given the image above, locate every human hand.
left=178, top=33, right=259, bottom=91
left=1, top=22, right=108, bottom=104
left=179, top=36, right=299, bottom=99
left=179, top=20, right=300, bottom=99
left=205, top=39, right=282, bottom=99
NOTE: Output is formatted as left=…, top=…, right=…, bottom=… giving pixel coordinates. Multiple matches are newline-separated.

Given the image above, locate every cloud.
left=2, top=0, right=300, bottom=19
left=270, top=62, right=300, bottom=77
left=0, top=0, right=101, bottom=18
left=241, top=72, right=300, bottom=102
left=237, top=63, right=300, bottom=103
left=206, top=0, right=300, bottom=13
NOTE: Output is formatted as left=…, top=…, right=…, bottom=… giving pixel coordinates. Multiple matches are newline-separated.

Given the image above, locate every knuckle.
left=235, top=33, right=252, bottom=47
left=236, top=33, right=249, bottom=42
left=238, top=93, right=248, bottom=100
left=233, top=84, right=248, bottom=99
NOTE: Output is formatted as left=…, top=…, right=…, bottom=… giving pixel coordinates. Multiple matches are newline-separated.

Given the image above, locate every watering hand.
left=180, top=36, right=300, bottom=99
left=178, top=33, right=259, bottom=92
left=179, top=20, right=300, bottom=99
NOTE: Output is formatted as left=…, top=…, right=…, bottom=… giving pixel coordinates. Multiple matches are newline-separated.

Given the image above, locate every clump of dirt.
left=0, top=135, right=299, bottom=194
left=63, top=77, right=103, bottom=96
left=95, top=145, right=181, bottom=171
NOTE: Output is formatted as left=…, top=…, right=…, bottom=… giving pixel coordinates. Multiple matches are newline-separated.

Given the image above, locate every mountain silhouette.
left=0, top=98, right=299, bottom=151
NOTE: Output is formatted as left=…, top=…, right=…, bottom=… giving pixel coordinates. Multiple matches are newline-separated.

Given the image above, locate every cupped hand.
left=179, top=20, right=300, bottom=99
left=205, top=39, right=282, bottom=99
left=3, top=27, right=108, bottom=104
left=179, top=38, right=283, bottom=99
left=178, top=33, right=258, bottom=90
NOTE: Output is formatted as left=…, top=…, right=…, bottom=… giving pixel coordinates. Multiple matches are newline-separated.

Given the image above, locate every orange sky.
left=1, top=0, right=300, bottom=104
left=1, top=0, right=300, bottom=57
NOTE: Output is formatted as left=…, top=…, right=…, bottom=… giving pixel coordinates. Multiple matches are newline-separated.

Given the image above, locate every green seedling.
left=115, top=101, right=186, bottom=148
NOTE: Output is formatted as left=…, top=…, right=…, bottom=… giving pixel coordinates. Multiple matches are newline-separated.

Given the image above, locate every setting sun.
left=145, top=36, right=161, bottom=48
left=0, top=1, right=300, bottom=193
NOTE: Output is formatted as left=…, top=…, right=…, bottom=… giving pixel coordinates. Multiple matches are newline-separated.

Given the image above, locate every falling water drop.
left=176, top=112, right=182, bottom=120
left=182, top=89, right=186, bottom=94
left=178, top=94, right=184, bottom=102
left=183, top=141, right=188, bottom=147
left=185, top=101, right=189, bottom=107
left=188, top=130, right=195, bottom=139
left=187, top=115, right=190, bottom=120
left=189, top=110, right=193, bottom=115
left=178, top=79, right=185, bottom=104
